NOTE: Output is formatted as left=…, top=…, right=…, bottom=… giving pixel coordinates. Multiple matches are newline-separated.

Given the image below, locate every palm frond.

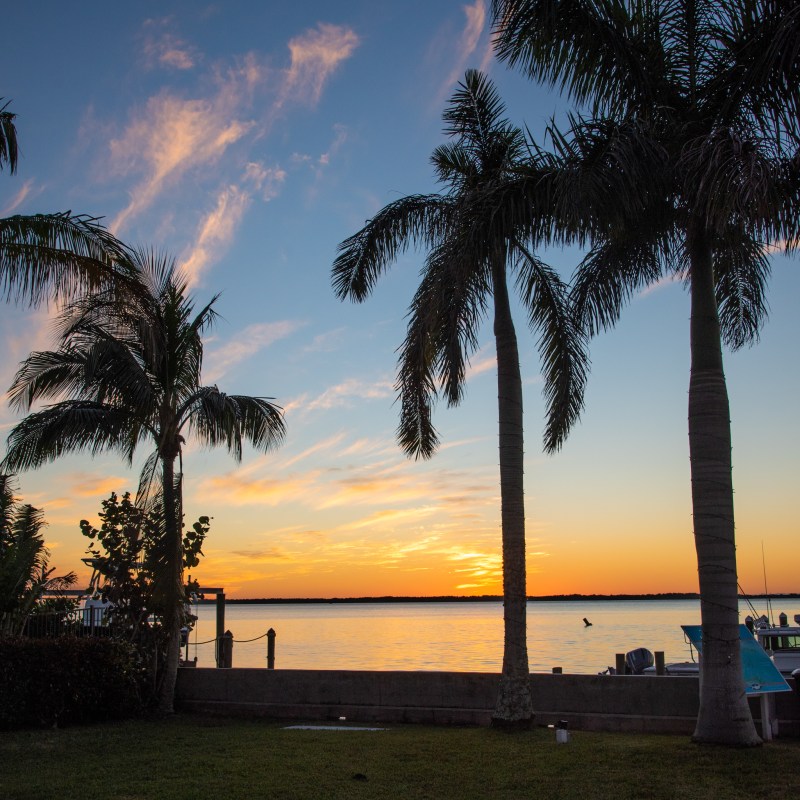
left=1, top=403, right=142, bottom=472
left=395, top=305, right=442, bottom=460
left=0, top=213, right=133, bottom=306
left=183, top=389, right=286, bottom=461
left=332, top=195, right=455, bottom=301
left=442, top=69, right=508, bottom=145
left=571, top=231, right=674, bottom=337
left=0, top=99, right=18, bottom=174
left=491, top=0, right=669, bottom=116
left=135, top=450, right=162, bottom=516
left=713, top=230, right=771, bottom=350
left=514, top=242, right=588, bottom=451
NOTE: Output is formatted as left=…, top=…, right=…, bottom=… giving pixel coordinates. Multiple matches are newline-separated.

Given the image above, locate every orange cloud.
left=68, top=473, right=130, bottom=498
left=435, top=1, right=493, bottom=104
left=198, top=471, right=322, bottom=506
left=0, top=178, right=37, bottom=215
left=109, top=90, right=254, bottom=232
left=141, top=19, right=198, bottom=71
left=279, top=24, right=360, bottom=108
left=179, top=183, right=251, bottom=285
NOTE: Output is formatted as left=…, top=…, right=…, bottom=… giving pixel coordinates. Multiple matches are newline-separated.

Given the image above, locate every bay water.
left=184, top=597, right=791, bottom=674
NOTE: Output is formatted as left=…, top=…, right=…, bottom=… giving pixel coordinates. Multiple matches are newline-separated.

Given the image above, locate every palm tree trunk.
left=490, top=257, right=533, bottom=728
left=687, top=228, right=760, bottom=745
left=156, top=451, right=184, bottom=715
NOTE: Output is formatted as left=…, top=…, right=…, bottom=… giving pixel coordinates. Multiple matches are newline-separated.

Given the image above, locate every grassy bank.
left=2, top=714, right=798, bottom=800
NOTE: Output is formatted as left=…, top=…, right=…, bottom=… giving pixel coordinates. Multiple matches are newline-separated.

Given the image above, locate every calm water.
left=185, top=597, right=788, bottom=674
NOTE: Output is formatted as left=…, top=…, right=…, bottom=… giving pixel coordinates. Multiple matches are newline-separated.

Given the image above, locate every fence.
left=183, top=628, right=277, bottom=669
left=17, top=607, right=113, bottom=638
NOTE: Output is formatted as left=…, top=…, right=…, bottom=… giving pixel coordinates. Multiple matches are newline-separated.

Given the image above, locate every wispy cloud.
left=179, top=184, right=252, bottom=285
left=243, top=161, right=287, bottom=201
left=465, top=350, right=496, bottom=381
left=178, top=161, right=286, bottom=285
left=433, top=1, right=494, bottom=105
left=305, top=377, right=394, bottom=411
left=66, top=473, right=129, bottom=499
left=0, top=179, right=37, bottom=215
left=638, top=272, right=685, bottom=298
left=203, top=320, right=303, bottom=383
left=199, top=471, right=322, bottom=506
left=108, top=77, right=256, bottom=232
left=302, top=327, right=346, bottom=354
left=141, top=18, right=199, bottom=70
left=283, top=433, right=347, bottom=469
left=277, top=24, right=360, bottom=109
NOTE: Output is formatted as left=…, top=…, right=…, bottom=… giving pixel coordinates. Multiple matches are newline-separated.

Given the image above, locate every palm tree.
left=1, top=253, right=286, bottom=712
left=0, top=98, right=133, bottom=307
left=492, top=0, right=799, bottom=744
left=333, top=70, right=587, bottom=727
left=0, top=474, right=77, bottom=636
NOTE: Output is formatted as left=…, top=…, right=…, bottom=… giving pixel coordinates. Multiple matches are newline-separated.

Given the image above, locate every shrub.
left=0, top=636, right=145, bottom=729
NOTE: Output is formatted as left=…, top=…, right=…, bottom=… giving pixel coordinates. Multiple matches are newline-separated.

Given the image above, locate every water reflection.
left=182, top=599, right=756, bottom=673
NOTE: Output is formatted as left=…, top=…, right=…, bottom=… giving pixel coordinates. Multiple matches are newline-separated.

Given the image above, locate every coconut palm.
left=1, top=252, right=286, bottom=712
left=492, top=0, right=800, bottom=744
left=0, top=474, right=77, bottom=636
left=0, top=98, right=133, bottom=307
left=333, top=70, right=587, bottom=726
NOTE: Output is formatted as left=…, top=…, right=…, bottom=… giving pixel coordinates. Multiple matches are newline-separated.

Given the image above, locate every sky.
left=1, top=1, right=797, bottom=599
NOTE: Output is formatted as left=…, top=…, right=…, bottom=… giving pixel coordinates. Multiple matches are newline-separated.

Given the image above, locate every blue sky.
left=1, top=1, right=798, bottom=597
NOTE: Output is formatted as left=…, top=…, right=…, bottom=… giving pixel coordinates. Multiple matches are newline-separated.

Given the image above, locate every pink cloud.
left=278, top=24, right=360, bottom=108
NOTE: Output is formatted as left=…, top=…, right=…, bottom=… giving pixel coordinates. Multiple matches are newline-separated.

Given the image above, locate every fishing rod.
left=762, top=542, right=774, bottom=626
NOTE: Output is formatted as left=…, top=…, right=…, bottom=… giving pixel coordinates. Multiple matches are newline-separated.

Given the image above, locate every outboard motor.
left=625, top=647, right=654, bottom=675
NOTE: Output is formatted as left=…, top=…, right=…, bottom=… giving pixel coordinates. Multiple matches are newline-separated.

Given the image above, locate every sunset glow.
left=2, top=2, right=797, bottom=599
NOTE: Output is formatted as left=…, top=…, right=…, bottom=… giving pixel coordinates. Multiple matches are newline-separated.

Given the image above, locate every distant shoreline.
left=199, top=592, right=800, bottom=605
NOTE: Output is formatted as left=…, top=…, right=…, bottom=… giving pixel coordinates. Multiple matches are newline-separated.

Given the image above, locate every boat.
left=753, top=615, right=800, bottom=675
left=636, top=610, right=800, bottom=677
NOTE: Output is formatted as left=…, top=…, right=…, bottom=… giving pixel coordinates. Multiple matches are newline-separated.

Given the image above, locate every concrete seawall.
left=176, top=668, right=800, bottom=736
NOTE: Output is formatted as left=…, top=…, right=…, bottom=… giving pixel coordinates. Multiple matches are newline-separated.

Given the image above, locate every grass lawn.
left=1, top=714, right=798, bottom=800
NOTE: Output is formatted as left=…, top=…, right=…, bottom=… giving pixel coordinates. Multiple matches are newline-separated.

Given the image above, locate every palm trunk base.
left=491, top=674, right=533, bottom=729
left=156, top=625, right=182, bottom=715
left=692, top=673, right=761, bottom=746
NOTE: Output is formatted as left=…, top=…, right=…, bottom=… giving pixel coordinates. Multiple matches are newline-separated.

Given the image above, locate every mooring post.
left=615, top=653, right=626, bottom=674
left=267, top=628, right=276, bottom=669
left=655, top=651, right=665, bottom=675
left=218, top=629, right=233, bottom=668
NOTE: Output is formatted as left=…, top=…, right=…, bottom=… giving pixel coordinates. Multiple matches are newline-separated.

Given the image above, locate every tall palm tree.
left=492, top=0, right=799, bottom=744
left=333, top=70, right=587, bottom=727
left=1, top=252, right=286, bottom=712
left=0, top=98, right=133, bottom=307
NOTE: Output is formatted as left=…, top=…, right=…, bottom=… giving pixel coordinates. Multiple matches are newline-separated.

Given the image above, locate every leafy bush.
left=0, top=636, right=145, bottom=729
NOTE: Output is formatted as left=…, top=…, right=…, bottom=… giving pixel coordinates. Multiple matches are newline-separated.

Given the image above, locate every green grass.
left=1, top=715, right=798, bottom=800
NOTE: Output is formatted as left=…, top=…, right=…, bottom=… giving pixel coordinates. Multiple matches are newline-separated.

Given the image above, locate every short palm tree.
left=333, top=70, right=587, bottom=726
left=492, top=0, right=799, bottom=744
left=2, top=253, right=286, bottom=712
left=0, top=98, right=133, bottom=307
left=0, top=474, right=77, bottom=636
